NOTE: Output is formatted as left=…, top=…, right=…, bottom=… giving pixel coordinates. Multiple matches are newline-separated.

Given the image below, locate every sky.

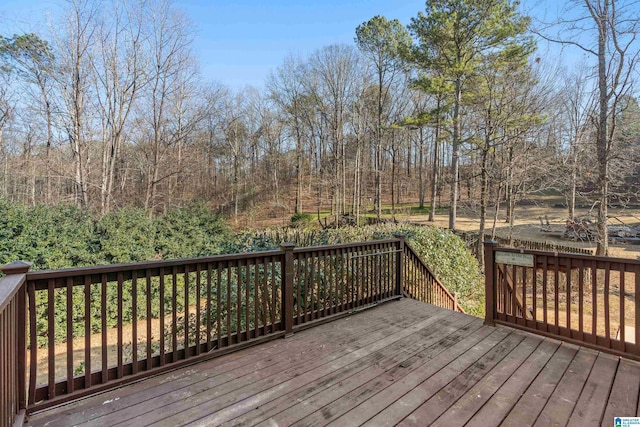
left=0, top=0, right=574, bottom=90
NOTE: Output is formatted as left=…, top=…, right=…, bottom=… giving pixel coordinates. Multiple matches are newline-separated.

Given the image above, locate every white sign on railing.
left=495, top=251, right=534, bottom=267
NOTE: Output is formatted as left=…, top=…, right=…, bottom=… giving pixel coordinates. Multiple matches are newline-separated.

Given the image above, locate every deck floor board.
left=26, top=299, right=640, bottom=427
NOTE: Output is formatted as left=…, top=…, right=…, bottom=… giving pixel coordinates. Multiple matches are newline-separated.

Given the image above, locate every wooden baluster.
left=635, top=266, right=640, bottom=355
left=159, top=268, right=165, bottom=365
left=237, top=260, right=242, bottom=343
left=254, top=259, right=259, bottom=338
left=542, top=256, right=548, bottom=326
left=244, top=260, right=250, bottom=341
left=65, top=278, right=73, bottom=393
left=184, top=267, right=190, bottom=353
left=280, top=243, right=295, bottom=337
left=566, top=258, right=571, bottom=331
left=604, top=263, right=611, bottom=342
left=195, top=264, right=201, bottom=355
left=101, top=274, right=108, bottom=383
left=144, top=269, right=154, bottom=365
left=226, top=262, right=231, bottom=345
left=554, top=258, right=559, bottom=327
left=47, top=278, right=55, bottom=398
left=295, top=252, right=302, bottom=324
left=578, top=261, right=584, bottom=338
left=269, top=257, right=276, bottom=332
left=260, top=259, right=268, bottom=334
left=592, top=261, right=598, bottom=342
left=84, top=275, right=91, bottom=387
left=619, top=265, right=625, bottom=346
left=28, top=282, right=36, bottom=406
left=483, top=240, right=497, bottom=326
left=216, top=264, right=222, bottom=349
left=131, top=271, right=138, bottom=374
left=310, top=252, right=316, bottom=319
left=206, top=263, right=212, bottom=351
left=171, top=268, right=178, bottom=362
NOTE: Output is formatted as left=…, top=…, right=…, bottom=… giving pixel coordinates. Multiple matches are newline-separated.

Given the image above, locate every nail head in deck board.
left=567, top=353, right=620, bottom=426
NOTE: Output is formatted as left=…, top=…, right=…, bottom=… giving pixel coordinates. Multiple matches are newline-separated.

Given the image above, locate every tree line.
left=1, top=0, right=639, bottom=256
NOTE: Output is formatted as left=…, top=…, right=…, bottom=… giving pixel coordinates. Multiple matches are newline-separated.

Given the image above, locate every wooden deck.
left=27, top=298, right=640, bottom=427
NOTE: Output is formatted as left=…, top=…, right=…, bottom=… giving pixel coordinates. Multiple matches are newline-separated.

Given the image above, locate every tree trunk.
left=429, top=106, right=441, bottom=222
left=418, top=127, right=425, bottom=210
left=596, top=4, right=609, bottom=256
left=478, top=147, right=489, bottom=266
left=375, top=69, right=383, bottom=220
left=449, top=77, right=462, bottom=230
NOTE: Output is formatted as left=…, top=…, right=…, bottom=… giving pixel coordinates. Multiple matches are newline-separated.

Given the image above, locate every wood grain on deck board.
left=26, top=299, right=640, bottom=427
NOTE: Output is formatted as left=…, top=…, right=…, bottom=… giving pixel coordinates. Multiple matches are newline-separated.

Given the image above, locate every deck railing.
left=403, top=244, right=464, bottom=312
left=0, top=235, right=457, bottom=420
left=0, top=262, right=29, bottom=427
left=484, top=240, right=640, bottom=360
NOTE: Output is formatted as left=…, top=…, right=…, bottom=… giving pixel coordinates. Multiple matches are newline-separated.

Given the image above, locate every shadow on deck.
left=27, top=298, right=640, bottom=426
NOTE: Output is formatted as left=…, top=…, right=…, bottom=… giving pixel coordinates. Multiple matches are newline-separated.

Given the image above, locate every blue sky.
left=180, top=0, right=426, bottom=88
left=1, top=0, right=570, bottom=89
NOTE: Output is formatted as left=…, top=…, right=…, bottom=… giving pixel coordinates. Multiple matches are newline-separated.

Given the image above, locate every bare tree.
left=93, top=0, right=145, bottom=214
left=537, top=0, right=640, bottom=255
left=53, top=0, right=99, bottom=208
left=138, top=0, right=196, bottom=215
left=267, top=55, right=307, bottom=214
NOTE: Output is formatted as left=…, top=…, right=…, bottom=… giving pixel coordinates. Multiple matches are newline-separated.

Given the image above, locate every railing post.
left=483, top=241, right=498, bottom=326
left=2, top=260, right=32, bottom=414
left=453, top=292, right=458, bottom=312
left=280, top=243, right=295, bottom=337
left=393, top=233, right=405, bottom=297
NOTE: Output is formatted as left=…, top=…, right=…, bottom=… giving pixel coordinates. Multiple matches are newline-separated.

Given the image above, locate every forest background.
left=1, top=0, right=639, bottom=268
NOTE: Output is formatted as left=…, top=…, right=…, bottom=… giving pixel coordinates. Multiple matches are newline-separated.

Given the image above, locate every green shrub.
left=236, top=223, right=484, bottom=316
left=155, top=204, right=230, bottom=259
left=0, top=201, right=97, bottom=270
left=289, top=212, right=314, bottom=228
left=96, top=207, right=157, bottom=264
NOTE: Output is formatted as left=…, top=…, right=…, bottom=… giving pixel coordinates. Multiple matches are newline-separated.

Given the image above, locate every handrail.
left=400, top=236, right=464, bottom=313
left=26, top=249, right=285, bottom=282
left=1, top=262, right=30, bottom=427
left=484, top=240, right=640, bottom=361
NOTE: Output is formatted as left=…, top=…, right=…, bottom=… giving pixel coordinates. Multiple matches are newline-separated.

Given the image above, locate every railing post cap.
left=1, top=260, right=32, bottom=275
left=484, top=240, right=499, bottom=246
left=280, top=242, right=296, bottom=251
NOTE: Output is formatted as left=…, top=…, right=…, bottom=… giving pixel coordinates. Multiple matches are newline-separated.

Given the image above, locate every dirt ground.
left=407, top=204, right=640, bottom=260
